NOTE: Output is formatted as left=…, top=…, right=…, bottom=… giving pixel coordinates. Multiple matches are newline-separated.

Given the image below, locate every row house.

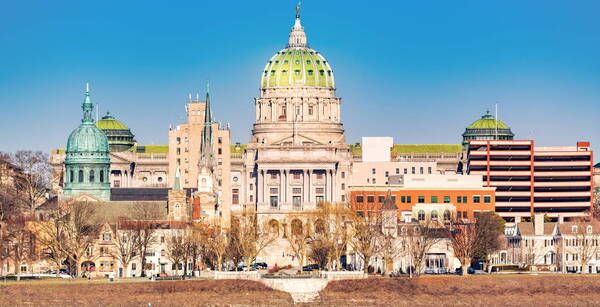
left=492, top=214, right=600, bottom=273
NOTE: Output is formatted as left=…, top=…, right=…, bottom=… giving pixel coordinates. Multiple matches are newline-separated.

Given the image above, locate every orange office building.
left=349, top=174, right=496, bottom=221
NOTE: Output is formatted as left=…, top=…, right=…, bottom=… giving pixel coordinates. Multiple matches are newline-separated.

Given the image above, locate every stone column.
left=331, top=169, right=336, bottom=202
left=263, top=170, right=267, bottom=203
left=307, top=169, right=312, bottom=204
left=258, top=170, right=263, bottom=204
left=279, top=170, right=284, bottom=208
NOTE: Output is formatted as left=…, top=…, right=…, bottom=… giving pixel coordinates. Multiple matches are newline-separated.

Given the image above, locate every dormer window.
left=102, top=233, right=111, bottom=241
left=307, top=70, right=313, bottom=76
left=319, top=70, right=324, bottom=76
left=295, top=70, right=300, bottom=76
left=587, top=225, right=593, bottom=234
left=306, top=60, right=311, bottom=64
left=316, top=60, right=321, bottom=64
left=270, top=70, right=275, bottom=76
left=284, top=60, right=289, bottom=64
left=295, top=60, right=300, bottom=65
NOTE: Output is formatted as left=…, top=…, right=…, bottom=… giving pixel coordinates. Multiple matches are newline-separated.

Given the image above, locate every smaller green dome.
left=261, top=47, right=335, bottom=88
left=96, top=112, right=129, bottom=130
left=467, top=110, right=510, bottom=129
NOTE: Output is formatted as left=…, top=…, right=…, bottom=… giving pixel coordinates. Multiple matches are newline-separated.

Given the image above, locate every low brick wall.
left=322, top=271, right=367, bottom=280
left=199, top=271, right=261, bottom=280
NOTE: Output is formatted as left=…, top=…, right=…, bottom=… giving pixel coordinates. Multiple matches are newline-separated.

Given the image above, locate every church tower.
left=168, top=164, right=188, bottom=221
left=63, top=84, right=111, bottom=201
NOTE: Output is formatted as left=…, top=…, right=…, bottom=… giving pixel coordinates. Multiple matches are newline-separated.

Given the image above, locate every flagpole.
left=495, top=102, right=498, bottom=140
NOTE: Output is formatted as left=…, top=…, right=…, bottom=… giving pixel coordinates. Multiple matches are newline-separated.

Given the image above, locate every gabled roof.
left=557, top=221, right=600, bottom=235
left=516, top=222, right=556, bottom=236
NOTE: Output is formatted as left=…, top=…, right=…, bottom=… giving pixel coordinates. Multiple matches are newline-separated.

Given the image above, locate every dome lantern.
left=462, top=110, right=515, bottom=146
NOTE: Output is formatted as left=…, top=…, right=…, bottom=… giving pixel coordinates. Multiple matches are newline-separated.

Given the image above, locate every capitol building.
left=51, top=6, right=595, bottom=267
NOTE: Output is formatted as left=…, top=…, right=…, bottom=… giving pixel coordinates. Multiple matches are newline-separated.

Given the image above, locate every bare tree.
left=348, top=211, right=383, bottom=273
left=128, top=204, right=159, bottom=277
left=399, top=222, right=443, bottom=277
left=204, top=221, right=228, bottom=271
left=9, top=151, right=51, bottom=215
left=312, top=203, right=350, bottom=271
left=449, top=222, right=481, bottom=276
left=111, top=226, right=138, bottom=278
left=165, top=229, right=186, bottom=276
left=286, top=215, right=312, bottom=269
left=37, top=201, right=98, bottom=277
left=234, top=211, right=276, bottom=271
left=5, top=215, right=34, bottom=280
left=573, top=228, right=600, bottom=274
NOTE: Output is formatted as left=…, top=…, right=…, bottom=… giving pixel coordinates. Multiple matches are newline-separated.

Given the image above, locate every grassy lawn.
left=0, top=279, right=292, bottom=306
left=2, top=274, right=600, bottom=306
left=317, top=274, right=600, bottom=306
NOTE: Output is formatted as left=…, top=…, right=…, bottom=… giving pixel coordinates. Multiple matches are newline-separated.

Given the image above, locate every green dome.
left=96, top=112, right=129, bottom=130
left=66, top=123, right=110, bottom=154
left=261, top=47, right=334, bottom=88
left=467, top=110, right=510, bottom=129
left=462, top=110, right=514, bottom=146
left=95, top=112, right=135, bottom=152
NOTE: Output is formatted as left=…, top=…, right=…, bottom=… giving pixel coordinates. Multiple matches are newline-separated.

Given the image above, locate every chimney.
left=534, top=214, right=544, bottom=236
left=558, top=214, right=564, bottom=224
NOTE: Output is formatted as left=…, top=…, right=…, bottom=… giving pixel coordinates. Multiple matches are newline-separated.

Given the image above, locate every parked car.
left=455, top=267, right=475, bottom=275
left=302, top=264, right=320, bottom=271
left=251, top=262, right=268, bottom=270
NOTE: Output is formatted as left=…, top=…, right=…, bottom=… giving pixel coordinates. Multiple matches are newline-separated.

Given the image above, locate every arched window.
left=100, top=170, right=104, bottom=183
left=418, top=210, right=425, bottom=221
left=443, top=210, right=451, bottom=221
left=431, top=210, right=438, bottom=220
left=89, top=170, right=95, bottom=183
left=78, top=170, right=84, bottom=183
left=174, top=203, right=181, bottom=219
left=70, top=170, right=74, bottom=183
left=291, top=219, right=303, bottom=236
left=268, top=220, right=280, bottom=237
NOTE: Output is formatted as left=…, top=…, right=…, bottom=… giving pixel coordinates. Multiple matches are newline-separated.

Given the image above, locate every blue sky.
left=1, top=0, right=598, bottom=157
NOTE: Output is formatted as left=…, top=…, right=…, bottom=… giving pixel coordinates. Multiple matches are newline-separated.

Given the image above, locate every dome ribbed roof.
left=96, top=112, right=129, bottom=130
left=467, top=110, right=510, bottom=129
left=261, top=47, right=334, bottom=88
left=66, top=123, right=110, bottom=153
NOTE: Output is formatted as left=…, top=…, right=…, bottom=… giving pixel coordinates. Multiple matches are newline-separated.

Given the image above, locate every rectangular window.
left=103, top=233, right=111, bottom=241
left=270, top=196, right=278, bottom=208
left=428, top=167, right=432, bottom=174
left=176, top=148, right=181, bottom=155
left=396, top=168, right=400, bottom=174
left=356, top=195, right=364, bottom=203
left=316, top=195, right=324, bottom=204
left=378, top=196, right=385, bottom=203
left=218, top=148, right=222, bottom=155
left=270, top=188, right=278, bottom=194
left=431, top=196, right=438, bottom=203
left=407, top=196, right=412, bottom=203
left=372, top=168, right=376, bottom=174
left=249, top=183, right=253, bottom=191
left=293, top=196, right=301, bottom=207
left=401, top=196, right=406, bottom=203
left=316, top=187, right=324, bottom=194
left=341, top=183, right=345, bottom=190
left=132, top=263, right=137, bottom=270
left=293, top=172, right=301, bottom=180
left=293, top=188, right=302, bottom=194
left=385, top=171, right=389, bottom=177
left=474, top=196, right=481, bottom=203
left=457, top=196, right=462, bottom=203
left=341, top=172, right=345, bottom=179
left=367, top=196, right=375, bottom=203
left=484, top=195, right=491, bottom=203
left=420, top=167, right=424, bottom=174
left=418, top=196, right=425, bottom=203
left=372, top=178, right=376, bottom=184
left=462, top=196, right=468, bottom=203
left=412, top=167, right=416, bottom=174
left=444, top=196, right=450, bottom=203
left=404, top=168, right=408, bottom=174
left=218, top=137, right=222, bottom=144
left=391, top=196, right=396, bottom=204
left=232, top=188, right=239, bottom=205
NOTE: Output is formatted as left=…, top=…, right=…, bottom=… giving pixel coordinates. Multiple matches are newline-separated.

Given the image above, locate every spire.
left=288, top=2, right=308, bottom=47
left=200, top=81, right=214, bottom=163
left=82, top=82, right=94, bottom=124
left=381, top=189, right=397, bottom=211
left=173, top=163, right=182, bottom=191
